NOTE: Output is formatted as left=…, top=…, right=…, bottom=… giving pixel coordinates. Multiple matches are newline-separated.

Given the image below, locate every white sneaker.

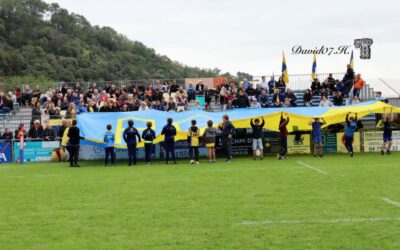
left=190, top=160, right=194, bottom=164
left=195, top=161, right=200, bottom=165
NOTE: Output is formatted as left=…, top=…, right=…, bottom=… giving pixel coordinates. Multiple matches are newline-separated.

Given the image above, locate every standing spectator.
left=21, top=86, right=32, bottom=107
left=169, top=80, right=179, bottom=98
left=310, top=78, right=322, bottom=95
left=31, top=102, right=42, bottom=126
left=278, top=113, right=290, bottom=160
left=342, top=64, right=355, bottom=97
left=15, top=87, right=22, bottom=106
left=104, top=124, right=116, bottom=167
left=223, top=90, right=235, bottom=110
left=260, top=76, right=269, bottom=90
left=218, top=114, right=235, bottom=163
left=353, top=74, right=365, bottom=98
left=142, top=122, right=156, bottom=165
left=161, top=118, right=177, bottom=164
left=195, top=80, right=205, bottom=95
left=123, top=120, right=141, bottom=166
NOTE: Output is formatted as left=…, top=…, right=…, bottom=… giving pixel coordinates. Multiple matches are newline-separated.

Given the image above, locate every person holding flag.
left=344, top=112, right=358, bottom=157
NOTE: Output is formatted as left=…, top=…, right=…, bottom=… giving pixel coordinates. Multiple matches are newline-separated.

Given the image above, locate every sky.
left=44, top=0, right=400, bottom=81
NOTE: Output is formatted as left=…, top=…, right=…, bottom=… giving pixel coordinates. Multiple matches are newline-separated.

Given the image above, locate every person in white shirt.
left=319, top=95, right=333, bottom=107
left=250, top=97, right=261, bottom=108
left=260, top=76, right=269, bottom=90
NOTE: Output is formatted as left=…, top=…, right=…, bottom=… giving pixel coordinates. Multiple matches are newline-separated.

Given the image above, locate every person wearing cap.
left=123, top=120, right=141, bottom=166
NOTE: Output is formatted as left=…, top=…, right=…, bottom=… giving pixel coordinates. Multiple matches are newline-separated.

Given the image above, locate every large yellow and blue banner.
left=77, top=100, right=399, bottom=148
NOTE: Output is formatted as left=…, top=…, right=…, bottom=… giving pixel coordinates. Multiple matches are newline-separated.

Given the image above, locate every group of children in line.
left=101, top=111, right=395, bottom=166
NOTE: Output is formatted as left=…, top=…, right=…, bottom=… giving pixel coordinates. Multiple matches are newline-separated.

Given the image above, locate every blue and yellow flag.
left=350, top=50, right=354, bottom=69
left=282, top=51, right=289, bottom=84
left=311, top=53, right=317, bottom=80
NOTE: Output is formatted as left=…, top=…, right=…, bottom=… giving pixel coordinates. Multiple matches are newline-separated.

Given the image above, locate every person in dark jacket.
left=58, top=120, right=68, bottom=138
left=303, top=89, right=312, bottom=107
left=2, top=128, right=13, bottom=141
left=43, top=124, right=56, bottom=141
left=333, top=91, right=344, bottom=106
left=28, top=120, right=43, bottom=139
left=161, top=118, right=177, bottom=164
left=142, top=122, right=156, bottom=165
left=251, top=117, right=265, bottom=160
left=258, top=89, right=269, bottom=108
left=218, top=114, right=235, bottom=163
left=123, top=120, right=141, bottom=166
left=342, top=64, right=355, bottom=97
left=235, top=90, right=250, bottom=108
left=67, top=119, right=85, bottom=167
left=278, top=113, right=290, bottom=160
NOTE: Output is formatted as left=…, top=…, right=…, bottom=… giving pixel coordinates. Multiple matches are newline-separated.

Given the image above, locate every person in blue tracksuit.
left=310, top=117, right=326, bottom=157
left=123, top=120, right=141, bottom=165
left=104, top=124, right=115, bottom=166
left=344, top=113, right=358, bottom=157
left=161, top=118, right=177, bottom=164
left=142, top=121, right=156, bottom=165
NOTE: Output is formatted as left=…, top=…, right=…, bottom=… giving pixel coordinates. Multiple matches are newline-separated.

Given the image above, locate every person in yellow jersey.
left=61, top=120, right=71, bottom=161
left=188, top=120, right=200, bottom=165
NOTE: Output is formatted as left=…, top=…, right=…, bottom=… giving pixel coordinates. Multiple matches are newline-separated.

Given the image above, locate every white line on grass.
left=296, top=160, right=328, bottom=175
left=5, top=174, right=58, bottom=178
left=382, top=197, right=400, bottom=207
left=236, top=217, right=400, bottom=225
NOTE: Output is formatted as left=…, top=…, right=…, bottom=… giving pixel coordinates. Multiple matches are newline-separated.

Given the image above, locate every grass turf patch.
left=0, top=153, right=399, bottom=249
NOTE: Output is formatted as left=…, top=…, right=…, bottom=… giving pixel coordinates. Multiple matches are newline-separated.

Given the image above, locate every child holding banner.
left=250, top=117, right=265, bottom=160
left=381, top=108, right=393, bottom=155
left=104, top=124, right=116, bottom=166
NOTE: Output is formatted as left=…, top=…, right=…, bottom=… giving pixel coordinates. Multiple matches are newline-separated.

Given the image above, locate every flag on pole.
left=350, top=50, right=354, bottom=69
left=311, top=53, right=317, bottom=80
left=282, top=51, right=289, bottom=84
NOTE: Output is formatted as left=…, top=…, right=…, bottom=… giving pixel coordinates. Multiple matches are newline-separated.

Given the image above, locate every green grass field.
left=0, top=153, right=399, bottom=249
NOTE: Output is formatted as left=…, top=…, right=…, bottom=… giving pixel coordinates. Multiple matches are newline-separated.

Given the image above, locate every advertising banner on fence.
left=322, top=132, right=337, bottom=153
left=13, top=141, right=60, bottom=162
left=287, top=134, right=311, bottom=154
left=336, top=132, right=361, bottom=153
left=363, top=131, right=400, bottom=152
left=0, top=141, right=12, bottom=163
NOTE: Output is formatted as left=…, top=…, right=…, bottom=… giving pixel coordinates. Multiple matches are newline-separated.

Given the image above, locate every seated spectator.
left=161, top=80, right=169, bottom=93
left=268, top=76, right=277, bottom=94
left=204, top=86, right=212, bottom=105
left=310, top=78, right=321, bottom=95
left=258, top=89, right=269, bottom=108
left=192, top=101, right=202, bottom=111
left=219, top=84, right=228, bottom=105
left=204, top=103, right=213, bottom=112
left=31, top=102, right=42, bottom=125
left=99, top=101, right=111, bottom=112
left=353, top=74, right=365, bottom=97
left=1, top=93, right=13, bottom=113
left=76, top=100, right=87, bottom=113
left=335, top=80, right=343, bottom=94
left=167, top=98, right=176, bottom=112
left=195, top=80, right=205, bottom=95
left=31, top=85, right=41, bottom=104
left=169, top=80, right=179, bottom=97
left=66, top=103, right=77, bottom=118
left=48, top=103, right=58, bottom=118
left=246, top=84, right=256, bottom=98
left=375, top=91, right=384, bottom=101
left=110, top=101, right=119, bottom=112
left=2, top=128, right=13, bottom=141
left=276, top=77, right=286, bottom=92
left=319, top=95, right=333, bottom=107
left=303, top=89, right=312, bottom=107
left=187, top=83, right=196, bottom=102
left=353, top=95, right=360, bottom=104
left=60, top=97, right=70, bottom=110
left=283, top=97, right=292, bottom=108
left=152, top=100, right=165, bottom=111
left=223, top=90, right=235, bottom=110
left=250, top=97, right=261, bottom=108
left=43, top=124, right=56, bottom=141
left=138, top=102, right=149, bottom=111
left=176, top=93, right=187, bottom=112
left=15, top=87, right=22, bottom=106
left=332, top=91, right=344, bottom=106
left=242, top=78, right=251, bottom=90
left=285, top=88, right=297, bottom=107
left=235, top=90, right=250, bottom=108
left=28, top=120, right=44, bottom=139
left=326, top=74, right=337, bottom=93
left=272, top=88, right=282, bottom=107
left=87, top=101, right=98, bottom=112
